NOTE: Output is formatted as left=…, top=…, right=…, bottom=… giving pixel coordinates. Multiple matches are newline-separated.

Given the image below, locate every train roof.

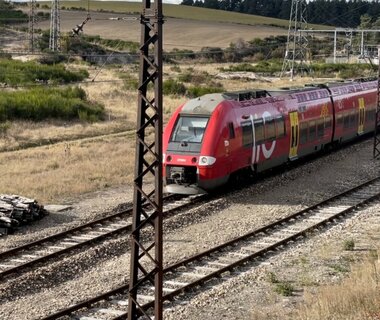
left=180, top=78, right=377, bottom=115
left=180, top=93, right=226, bottom=115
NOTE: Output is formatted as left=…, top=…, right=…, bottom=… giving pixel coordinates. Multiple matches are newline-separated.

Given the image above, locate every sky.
left=123, top=0, right=182, bottom=3
left=162, top=0, right=181, bottom=3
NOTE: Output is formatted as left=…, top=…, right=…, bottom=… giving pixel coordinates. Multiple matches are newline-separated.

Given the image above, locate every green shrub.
left=82, top=35, right=139, bottom=53
left=221, top=60, right=283, bottom=74
left=343, top=239, right=355, bottom=251
left=339, top=68, right=363, bottom=79
left=201, top=47, right=224, bottom=62
left=274, top=281, right=294, bottom=296
left=124, top=79, right=139, bottom=90
left=178, top=71, right=210, bottom=84
left=266, top=271, right=278, bottom=283
left=170, top=65, right=181, bottom=73
left=39, top=53, right=68, bottom=65
left=186, top=85, right=224, bottom=98
left=0, top=86, right=104, bottom=122
left=169, top=48, right=196, bottom=60
left=310, top=63, right=375, bottom=78
left=330, top=263, right=349, bottom=273
left=0, top=59, right=89, bottom=85
left=0, top=120, right=10, bottom=136
left=163, top=79, right=186, bottom=96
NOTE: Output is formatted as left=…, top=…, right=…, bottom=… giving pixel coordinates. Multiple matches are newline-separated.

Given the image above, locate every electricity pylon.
left=281, top=0, right=310, bottom=79
left=49, top=0, right=60, bottom=51
left=28, top=0, right=36, bottom=52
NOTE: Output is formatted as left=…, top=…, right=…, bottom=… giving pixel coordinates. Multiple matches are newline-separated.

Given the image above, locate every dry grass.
left=0, top=120, right=129, bottom=151
left=0, top=64, right=187, bottom=202
left=298, top=252, right=380, bottom=320
left=0, top=133, right=135, bottom=203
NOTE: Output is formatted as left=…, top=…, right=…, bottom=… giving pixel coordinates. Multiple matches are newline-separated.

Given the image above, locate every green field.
left=56, top=1, right=328, bottom=29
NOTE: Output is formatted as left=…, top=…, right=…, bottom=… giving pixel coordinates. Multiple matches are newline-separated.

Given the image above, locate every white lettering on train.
left=260, top=111, right=276, bottom=160
left=250, top=112, right=277, bottom=164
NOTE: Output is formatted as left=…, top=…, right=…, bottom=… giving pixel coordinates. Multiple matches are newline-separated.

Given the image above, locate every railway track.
left=41, top=176, right=380, bottom=320
left=0, top=194, right=207, bottom=280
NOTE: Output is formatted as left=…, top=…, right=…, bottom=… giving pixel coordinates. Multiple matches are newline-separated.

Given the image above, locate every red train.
left=163, top=78, right=378, bottom=194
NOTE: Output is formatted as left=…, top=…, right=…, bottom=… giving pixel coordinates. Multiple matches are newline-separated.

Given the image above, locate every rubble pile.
left=0, top=195, right=48, bottom=235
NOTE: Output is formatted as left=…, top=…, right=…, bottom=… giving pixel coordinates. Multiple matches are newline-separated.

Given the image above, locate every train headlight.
left=198, top=156, right=216, bottom=166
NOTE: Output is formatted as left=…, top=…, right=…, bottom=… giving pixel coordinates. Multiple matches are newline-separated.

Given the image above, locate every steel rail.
left=0, top=194, right=203, bottom=279
left=41, top=176, right=380, bottom=320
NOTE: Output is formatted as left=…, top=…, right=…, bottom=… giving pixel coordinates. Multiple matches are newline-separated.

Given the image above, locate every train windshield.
left=171, top=116, right=209, bottom=143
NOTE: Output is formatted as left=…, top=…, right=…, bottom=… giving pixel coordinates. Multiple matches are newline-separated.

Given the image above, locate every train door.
left=289, top=111, right=299, bottom=159
left=358, top=97, right=365, bottom=135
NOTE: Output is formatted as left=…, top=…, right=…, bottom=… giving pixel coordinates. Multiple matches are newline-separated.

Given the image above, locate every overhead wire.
left=0, top=1, right=375, bottom=89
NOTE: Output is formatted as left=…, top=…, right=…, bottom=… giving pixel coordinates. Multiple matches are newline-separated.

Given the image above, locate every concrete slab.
left=44, top=204, right=73, bottom=213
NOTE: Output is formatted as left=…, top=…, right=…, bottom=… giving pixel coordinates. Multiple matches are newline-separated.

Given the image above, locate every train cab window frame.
left=170, top=115, right=209, bottom=144
left=300, top=122, right=308, bottom=145
left=228, top=122, right=235, bottom=139
left=275, top=116, right=285, bottom=138
left=254, top=119, right=264, bottom=144
left=264, top=118, right=276, bottom=141
left=241, top=120, right=253, bottom=147
left=309, top=120, right=316, bottom=140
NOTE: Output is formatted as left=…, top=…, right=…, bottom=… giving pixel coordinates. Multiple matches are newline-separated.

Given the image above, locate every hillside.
left=35, top=10, right=286, bottom=50
left=28, top=1, right=331, bottom=50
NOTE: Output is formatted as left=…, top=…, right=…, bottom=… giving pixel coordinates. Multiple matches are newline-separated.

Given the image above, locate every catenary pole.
left=128, top=0, right=164, bottom=319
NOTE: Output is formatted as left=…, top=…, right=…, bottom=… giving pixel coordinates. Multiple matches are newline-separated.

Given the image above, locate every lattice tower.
left=128, top=0, right=164, bottom=319
left=49, top=0, right=61, bottom=51
left=281, top=0, right=310, bottom=79
left=374, top=46, right=380, bottom=159
left=28, top=0, right=36, bottom=52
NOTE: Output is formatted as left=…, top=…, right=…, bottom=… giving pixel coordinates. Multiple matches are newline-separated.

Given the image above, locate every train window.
left=343, top=114, right=350, bottom=129
left=241, top=121, right=253, bottom=147
left=325, top=115, right=332, bottom=129
left=309, top=92, right=318, bottom=100
left=265, top=119, right=276, bottom=140
left=228, top=122, right=235, bottom=139
left=309, top=120, right=316, bottom=139
left=366, top=109, right=375, bottom=122
left=171, top=116, right=209, bottom=143
left=317, top=119, right=324, bottom=137
left=275, top=116, right=285, bottom=137
left=300, top=122, right=308, bottom=144
left=254, top=119, right=264, bottom=143
left=349, top=111, right=357, bottom=127
left=336, top=113, right=343, bottom=126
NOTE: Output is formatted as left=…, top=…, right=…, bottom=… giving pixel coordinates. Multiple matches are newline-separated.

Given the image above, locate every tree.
left=181, top=0, right=194, bottom=5
left=204, top=0, right=220, bottom=9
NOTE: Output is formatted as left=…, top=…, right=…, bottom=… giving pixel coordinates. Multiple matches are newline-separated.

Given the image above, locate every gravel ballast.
left=0, top=138, right=379, bottom=320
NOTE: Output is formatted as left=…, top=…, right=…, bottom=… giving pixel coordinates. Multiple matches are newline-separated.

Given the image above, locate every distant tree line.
left=0, top=0, right=28, bottom=25
left=181, top=0, right=380, bottom=28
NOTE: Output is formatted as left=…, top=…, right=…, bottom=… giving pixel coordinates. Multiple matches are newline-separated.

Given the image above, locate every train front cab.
left=163, top=114, right=210, bottom=194
left=163, top=95, right=235, bottom=195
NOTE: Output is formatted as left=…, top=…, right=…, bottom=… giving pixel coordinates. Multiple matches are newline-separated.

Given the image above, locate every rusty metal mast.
left=128, top=0, right=163, bottom=319
left=374, top=46, right=380, bottom=159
